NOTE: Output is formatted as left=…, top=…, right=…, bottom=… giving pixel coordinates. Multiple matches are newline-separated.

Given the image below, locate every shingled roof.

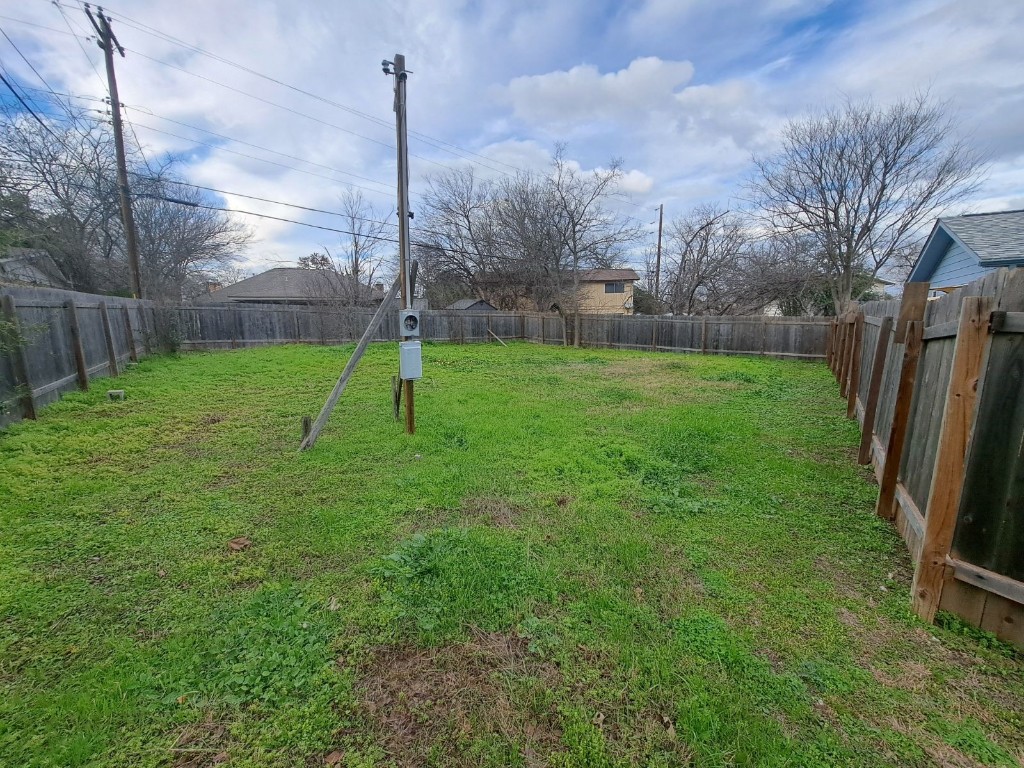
left=200, top=268, right=383, bottom=304
left=940, top=210, right=1024, bottom=265
left=578, top=268, right=640, bottom=282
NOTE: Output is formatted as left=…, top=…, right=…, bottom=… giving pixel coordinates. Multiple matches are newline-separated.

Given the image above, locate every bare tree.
left=134, top=175, right=252, bottom=301
left=0, top=103, right=123, bottom=291
left=297, top=190, right=394, bottom=308
left=415, top=148, right=640, bottom=323
left=549, top=145, right=641, bottom=345
left=661, top=204, right=750, bottom=315
left=750, top=94, right=982, bottom=314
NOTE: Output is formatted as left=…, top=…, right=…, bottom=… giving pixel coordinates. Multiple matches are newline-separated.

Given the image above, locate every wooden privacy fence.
left=171, top=304, right=828, bottom=359
left=0, top=285, right=156, bottom=427
left=827, top=268, right=1024, bottom=647
left=1, top=285, right=830, bottom=427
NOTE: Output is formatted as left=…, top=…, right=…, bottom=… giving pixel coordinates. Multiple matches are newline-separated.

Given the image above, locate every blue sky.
left=1, top=0, right=1022, bottom=272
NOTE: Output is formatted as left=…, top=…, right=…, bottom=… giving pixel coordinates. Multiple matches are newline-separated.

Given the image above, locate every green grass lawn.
left=1, top=342, right=1021, bottom=768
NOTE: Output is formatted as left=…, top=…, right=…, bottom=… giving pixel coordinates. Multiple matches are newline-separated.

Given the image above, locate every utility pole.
left=654, top=203, right=664, bottom=313
left=85, top=4, right=142, bottom=299
left=386, top=53, right=415, bottom=434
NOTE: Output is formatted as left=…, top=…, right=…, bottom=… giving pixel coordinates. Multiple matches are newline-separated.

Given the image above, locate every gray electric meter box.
left=399, top=309, right=421, bottom=337
left=399, top=341, right=423, bottom=380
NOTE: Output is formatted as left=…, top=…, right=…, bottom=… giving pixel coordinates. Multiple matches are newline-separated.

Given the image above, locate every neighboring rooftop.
left=578, top=268, right=640, bottom=282
left=446, top=298, right=497, bottom=311
left=0, top=248, right=71, bottom=290
left=939, top=209, right=1024, bottom=265
left=199, top=267, right=384, bottom=304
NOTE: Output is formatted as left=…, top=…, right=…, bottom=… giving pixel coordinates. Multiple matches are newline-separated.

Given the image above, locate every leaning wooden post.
left=120, top=305, right=138, bottom=362
left=65, top=299, right=89, bottom=391
left=912, top=297, right=993, bottom=623
left=858, top=316, right=893, bottom=464
left=875, top=320, right=924, bottom=520
left=300, top=277, right=403, bottom=451
left=98, top=301, right=119, bottom=376
left=1, top=294, right=36, bottom=419
left=846, top=311, right=865, bottom=419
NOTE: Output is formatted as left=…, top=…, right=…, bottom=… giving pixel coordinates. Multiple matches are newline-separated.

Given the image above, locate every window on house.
left=604, top=281, right=625, bottom=294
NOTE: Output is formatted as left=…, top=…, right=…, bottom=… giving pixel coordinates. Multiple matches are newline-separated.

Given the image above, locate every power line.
left=0, top=70, right=59, bottom=137
left=130, top=121, right=397, bottom=200
left=53, top=1, right=106, bottom=88
left=123, top=47, right=462, bottom=174
left=55, top=0, right=523, bottom=175
left=125, top=105, right=392, bottom=191
left=1, top=26, right=59, bottom=98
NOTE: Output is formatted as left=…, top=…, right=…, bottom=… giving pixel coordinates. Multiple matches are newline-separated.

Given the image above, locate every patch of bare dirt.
left=871, top=660, right=932, bottom=692
left=461, top=496, right=526, bottom=529
left=170, top=713, right=231, bottom=767
left=340, top=630, right=562, bottom=767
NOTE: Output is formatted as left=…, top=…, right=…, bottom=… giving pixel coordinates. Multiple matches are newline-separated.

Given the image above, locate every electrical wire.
left=54, top=0, right=524, bottom=175
left=123, top=48, right=462, bottom=174
left=130, top=121, right=397, bottom=200
left=125, top=106, right=392, bottom=191
left=0, top=70, right=59, bottom=137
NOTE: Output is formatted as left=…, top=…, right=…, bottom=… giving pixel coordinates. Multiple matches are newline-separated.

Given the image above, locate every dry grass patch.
left=345, top=630, right=562, bottom=767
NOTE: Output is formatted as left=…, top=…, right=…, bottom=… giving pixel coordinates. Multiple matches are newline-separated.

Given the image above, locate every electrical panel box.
left=399, top=309, right=421, bottom=337
left=399, top=341, right=423, bottom=380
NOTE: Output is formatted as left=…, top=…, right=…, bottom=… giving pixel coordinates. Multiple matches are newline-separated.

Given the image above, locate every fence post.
left=839, top=313, right=855, bottom=398
left=292, top=310, right=301, bottom=343
left=846, top=311, right=865, bottom=418
left=138, top=306, right=152, bottom=355
left=875, top=320, right=924, bottom=520
left=700, top=316, right=708, bottom=354
left=64, top=300, right=89, bottom=391
left=760, top=316, right=768, bottom=356
left=858, top=315, right=893, bottom=464
left=1, top=294, right=36, bottom=419
left=121, top=306, right=138, bottom=362
left=833, top=317, right=847, bottom=379
left=825, top=319, right=835, bottom=368
left=98, top=301, right=119, bottom=376
left=912, top=296, right=994, bottom=623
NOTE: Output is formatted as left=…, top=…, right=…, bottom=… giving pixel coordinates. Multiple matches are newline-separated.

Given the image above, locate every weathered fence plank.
left=64, top=300, right=89, bottom=391
left=913, top=296, right=994, bottom=623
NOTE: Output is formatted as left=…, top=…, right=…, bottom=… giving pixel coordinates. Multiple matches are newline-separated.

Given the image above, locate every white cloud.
left=0, top=0, right=1021, bottom=270
left=505, top=57, right=695, bottom=126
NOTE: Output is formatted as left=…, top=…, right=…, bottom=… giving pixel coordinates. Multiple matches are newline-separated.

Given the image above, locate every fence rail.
left=827, top=268, right=1024, bottom=648
left=2, top=285, right=830, bottom=427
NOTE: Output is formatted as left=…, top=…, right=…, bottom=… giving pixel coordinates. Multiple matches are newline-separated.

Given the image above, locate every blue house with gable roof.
left=908, top=210, right=1024, bottom=290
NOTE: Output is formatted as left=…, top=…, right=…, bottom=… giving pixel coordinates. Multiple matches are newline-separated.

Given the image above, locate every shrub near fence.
left=1, top=284, right=830, bottom=427
left=828, top=268, right=1024, bottom=648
